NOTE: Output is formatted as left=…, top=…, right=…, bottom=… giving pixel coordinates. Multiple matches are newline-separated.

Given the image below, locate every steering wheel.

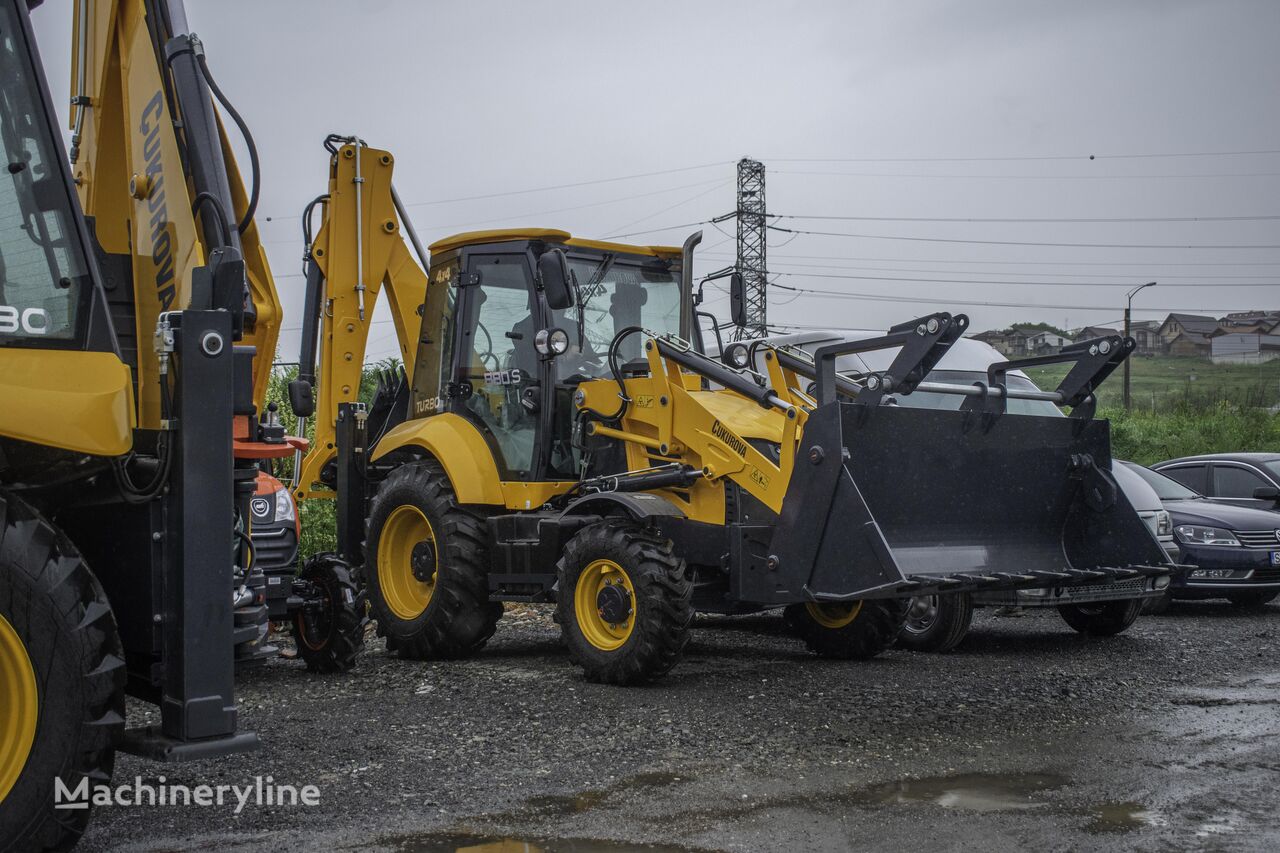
left=475, top=321, right=498, bottom=371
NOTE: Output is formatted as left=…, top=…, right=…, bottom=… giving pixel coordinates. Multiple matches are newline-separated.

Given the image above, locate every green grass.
left=1023, top=355, right=1280, bottom=411
left=1103, top=403, right=1280, bottom=466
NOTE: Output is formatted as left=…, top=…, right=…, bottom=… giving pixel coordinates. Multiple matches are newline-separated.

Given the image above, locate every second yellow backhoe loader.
left=291, top=140, right=1174, bottom=686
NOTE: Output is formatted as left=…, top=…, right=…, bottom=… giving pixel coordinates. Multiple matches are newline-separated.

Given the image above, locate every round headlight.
left=535, top=327, right=571, bottom=356
left=723, top=342, right=751, bottom=369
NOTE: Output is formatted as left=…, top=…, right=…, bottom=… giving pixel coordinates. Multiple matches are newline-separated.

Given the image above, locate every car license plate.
left=1272, top=551, right=1280, bottom=566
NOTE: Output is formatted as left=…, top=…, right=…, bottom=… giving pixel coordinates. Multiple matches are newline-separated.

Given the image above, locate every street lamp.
left=1124, top=281, right=1157, bottom=410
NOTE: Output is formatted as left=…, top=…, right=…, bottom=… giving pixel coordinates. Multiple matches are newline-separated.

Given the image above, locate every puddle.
left=522, top=773, right=690, bottom=818
left=850, top=772, right=1068, bottom=813
left=1084, top=801, right=1163, bottom=833
left=383, top=833, right=703, bottom=853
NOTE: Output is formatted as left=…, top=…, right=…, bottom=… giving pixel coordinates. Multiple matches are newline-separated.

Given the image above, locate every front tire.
left=556, top=521, right=693, bottom=685
left=290, top=555, right=367, bottom=672
left=786, top=598, right=908, bottom=660
left=1058, top=598, right=1143, bottom=636
left=896, top=593, right=973, bottom=653
left=1227, top=590, right=1279, bottom=610
left=366, top=461, right=501, bottom=659
left=0, top=493, right=125, bottom=851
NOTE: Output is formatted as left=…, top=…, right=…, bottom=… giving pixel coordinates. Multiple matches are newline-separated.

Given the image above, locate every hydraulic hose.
left=194, top=52, right=260, bottom=233
left=190, top=192, right=232, bottom=248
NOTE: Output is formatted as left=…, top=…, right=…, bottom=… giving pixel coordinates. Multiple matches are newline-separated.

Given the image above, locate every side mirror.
left=538, top=249, right=573, bottom=310
left=729, top=272, right=746, bottom=327
left=1253, top=485, right=1280, bottom=501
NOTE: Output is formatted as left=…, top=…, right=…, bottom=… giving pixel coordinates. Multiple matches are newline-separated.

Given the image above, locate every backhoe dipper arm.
left=292, top=141, right=430, bottom=500
left=69, top=0, right=281, bottom=423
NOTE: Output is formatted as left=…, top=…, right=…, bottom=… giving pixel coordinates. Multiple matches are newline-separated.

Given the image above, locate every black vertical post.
left=335, top=402, right=369, bottom=566
left=1123, top=305, right=1132, bottom=411
left=162, top=310, right=237, bottom=741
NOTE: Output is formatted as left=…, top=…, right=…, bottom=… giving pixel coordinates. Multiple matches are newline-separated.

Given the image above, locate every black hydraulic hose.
left=600, top=325, right=645, bottom=424
left=195, top=53, right=259, bottom=234
left=190, top=192, right=232, bottom=247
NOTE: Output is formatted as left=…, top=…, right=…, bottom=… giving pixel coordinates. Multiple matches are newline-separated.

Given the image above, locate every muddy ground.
left=80, top=598, right=1279, bottom=852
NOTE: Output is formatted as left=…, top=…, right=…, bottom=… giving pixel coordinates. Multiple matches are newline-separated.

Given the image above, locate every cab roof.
left=427, top=228, right=683, bottom=259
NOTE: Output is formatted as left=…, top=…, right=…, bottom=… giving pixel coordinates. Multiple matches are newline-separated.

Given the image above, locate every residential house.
left=970, top=329, right=1011, bottom=354
left=1166, top=332, right=1211, bottom=356
left=1211, top=311, right=1280, bottom=336
left=1128, top=320, right=1163, bottom=355
left=1158, top=313, right=1217, bottom=355
left=1026, top=330, right=1069, bottom=354
left=1210, top=333, right=1280, bottom=364
left=1073, top=326, right=1118, bottom=343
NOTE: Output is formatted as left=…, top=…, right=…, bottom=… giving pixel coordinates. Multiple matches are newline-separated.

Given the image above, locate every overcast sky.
left=31, top=0, right=1280, bottom=361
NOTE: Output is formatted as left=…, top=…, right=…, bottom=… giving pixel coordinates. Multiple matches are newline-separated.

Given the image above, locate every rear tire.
left=556, top=520, right=693, bottom=685
left=895, top=593, right=973, bottom=653
left=366, top=461, right=501, bottom=660
left=1227, top=590, right=1279, bottom=610
left=786, top=598, right=908, bottom=660
left=0, top=492, right=125, bottom=851
left=290, top=555, right=367, bottom=672
left=1058, top=598, right=1143, bottom=636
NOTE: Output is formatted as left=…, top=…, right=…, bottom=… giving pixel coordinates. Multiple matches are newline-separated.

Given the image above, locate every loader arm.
left=293, top=140, right=430, bottom=500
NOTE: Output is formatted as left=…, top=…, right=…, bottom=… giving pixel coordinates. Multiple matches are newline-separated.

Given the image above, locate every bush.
left=1105, top=402, right=1280, bottom=466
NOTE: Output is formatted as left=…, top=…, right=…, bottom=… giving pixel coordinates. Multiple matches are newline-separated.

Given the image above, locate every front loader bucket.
left=762, top=402, right=1170, bottom=603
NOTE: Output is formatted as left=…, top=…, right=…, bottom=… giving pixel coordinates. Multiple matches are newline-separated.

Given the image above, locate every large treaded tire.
left=556, top=521, right=693, bottom=685
left=895, top=593, right=973, bottom=653
left=786, top=598, right=909, bottom=660
left=290, top=555, right=367, bottom=673
left=1058, top=598, right=1143, bottom=636
left=0, top=492, right=125, bottom=852
left=365, top=461, right=501, bottom=660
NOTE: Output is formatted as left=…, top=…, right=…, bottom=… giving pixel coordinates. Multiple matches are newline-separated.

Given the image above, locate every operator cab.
left=409, top=229, right=688, bottom=483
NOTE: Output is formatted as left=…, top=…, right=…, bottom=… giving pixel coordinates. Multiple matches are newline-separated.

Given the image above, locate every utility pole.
left=732, top=158, right=767, bottom=340
left=1124, top=281, right=1157, bottom=410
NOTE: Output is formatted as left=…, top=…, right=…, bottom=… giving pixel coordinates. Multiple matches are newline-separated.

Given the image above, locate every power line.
left=771, top=271, right=1278, bottom=289
left=603, top=220, right=716, bottom=240
left=700, top=250, right=1280, bottom=268
left=773, top=168, right=1280, bottom=181
left=605, top=181, right=731, bottom=237
left=701, top=256, right=1278, bottom=280
left=764, top=148, right=1280, bottom=164
left=767, top=224, right=1280, bottom=250
left=772, top=212, right=1280, bottom=224
left=766, top=283, right=1252, bottom=313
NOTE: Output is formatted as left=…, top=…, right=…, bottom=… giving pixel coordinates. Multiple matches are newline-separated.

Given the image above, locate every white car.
left=723, top=329, right=1175, bottom=652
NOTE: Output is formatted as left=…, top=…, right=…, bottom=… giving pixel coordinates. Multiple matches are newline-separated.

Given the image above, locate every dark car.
left=1124, top=463, right=1280, bottom=610
left=1152, top=453, right=1280, bottom=513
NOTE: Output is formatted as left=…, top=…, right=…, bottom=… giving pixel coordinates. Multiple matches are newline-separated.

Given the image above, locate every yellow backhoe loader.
left=0, top=2, right=360, bottom=848
left=291, top=141, right=1173, bottom=686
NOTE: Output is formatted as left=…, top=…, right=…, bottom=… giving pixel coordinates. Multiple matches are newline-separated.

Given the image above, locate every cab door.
left=450, top=252, right=544, bottom=480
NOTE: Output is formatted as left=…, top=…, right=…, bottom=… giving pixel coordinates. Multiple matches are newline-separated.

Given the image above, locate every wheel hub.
left=0, top=613, right=38, bottom=804
left=411, top=540, right=438, bottom=583
left=596, top=581, right=632, bottom=624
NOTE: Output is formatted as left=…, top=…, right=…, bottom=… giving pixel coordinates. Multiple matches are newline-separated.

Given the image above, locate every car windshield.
left=1263, top=460, right=1280, bottom=481
left=1121, top=462, right=1202, bottom=500
left=888, top=370, right=1062, bottom=416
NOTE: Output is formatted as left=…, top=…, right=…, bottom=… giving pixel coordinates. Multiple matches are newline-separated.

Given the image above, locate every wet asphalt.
left=79, top=598, right=1280, bottom=852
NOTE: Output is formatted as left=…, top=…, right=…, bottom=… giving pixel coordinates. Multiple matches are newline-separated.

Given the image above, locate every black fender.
left=559, top=491, right=686, bottom=523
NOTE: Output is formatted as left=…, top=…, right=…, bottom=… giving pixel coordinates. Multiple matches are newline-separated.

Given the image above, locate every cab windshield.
left=552, top=255, right=682, bottom=381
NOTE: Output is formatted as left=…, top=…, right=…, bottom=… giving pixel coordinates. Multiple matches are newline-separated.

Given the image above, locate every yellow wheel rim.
left=0, top=613, right=38, bottom=804
left=378, top=505, right=437, bottom=621
left=574, top=559, right=636, bottom=651
left=805, top=600, right=863, bottom=629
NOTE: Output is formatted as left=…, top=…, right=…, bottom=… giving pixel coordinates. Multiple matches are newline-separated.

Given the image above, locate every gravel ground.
left=79, top=598, right=1280, bottom=852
